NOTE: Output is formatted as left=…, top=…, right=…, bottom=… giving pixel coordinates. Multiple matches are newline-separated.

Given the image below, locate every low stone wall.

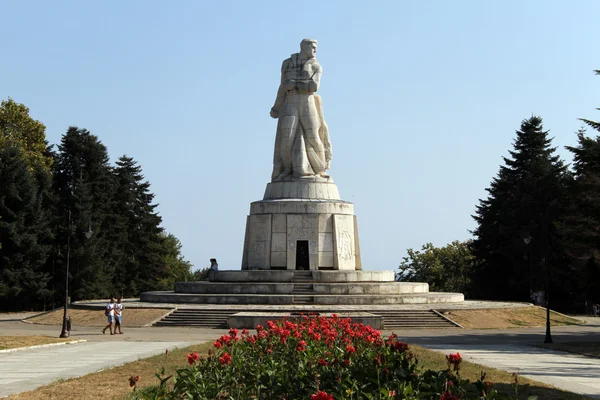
left=139, top=291, right=464, bottom=305
left=228, top=312, right=383, bottom=329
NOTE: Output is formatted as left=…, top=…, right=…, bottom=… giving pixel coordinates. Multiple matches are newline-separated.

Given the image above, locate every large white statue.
left=270, top=39, right=332, bottom=182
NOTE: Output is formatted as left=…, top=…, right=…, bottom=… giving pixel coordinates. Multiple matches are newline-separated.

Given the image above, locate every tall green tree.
left=52, top=127, right=117, bottom=302
left=471, top=116, right=570, bottom=306
left=157, top=232, right=194, bottom=289
left=0, top=98, right=52, bottom=171
left=112, top=155, right=167, bottom=296
left=560, top=70, right=600, bottom=310
left=398, top=240, right=474, bottom=296
left=0, top=146, right=53, bottom=310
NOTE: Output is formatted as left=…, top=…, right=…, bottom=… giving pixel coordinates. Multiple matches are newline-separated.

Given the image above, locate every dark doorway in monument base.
left=296, top=240, right=309, bottom=270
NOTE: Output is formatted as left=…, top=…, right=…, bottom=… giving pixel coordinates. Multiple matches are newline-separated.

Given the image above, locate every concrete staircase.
left=155, top=309, right=232, bottom=328
left=376, top=310, right=461, bottom=330
left=154, top=308, right=461, bottom=330
left=292, top=270, right=314, bottom=304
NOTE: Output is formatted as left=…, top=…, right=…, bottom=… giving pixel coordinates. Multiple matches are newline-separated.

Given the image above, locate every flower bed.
left=132, top=314, right=534, bottom=399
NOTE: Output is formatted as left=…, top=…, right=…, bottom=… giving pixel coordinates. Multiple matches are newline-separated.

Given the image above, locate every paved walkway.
left=390, top=317, right=600, bottom=399
left=425, top=343, right=600, bottom=399
left=0, top=340, right=192, bottom=398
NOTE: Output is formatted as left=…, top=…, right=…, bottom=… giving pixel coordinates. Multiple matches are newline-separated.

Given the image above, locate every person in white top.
left=114, top=297, right=125, bottom=334
left=102, top=298, right=115, bottom=335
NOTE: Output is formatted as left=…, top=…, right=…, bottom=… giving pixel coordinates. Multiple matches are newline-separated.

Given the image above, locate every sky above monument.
left=1, top=1, right=599, bottom=272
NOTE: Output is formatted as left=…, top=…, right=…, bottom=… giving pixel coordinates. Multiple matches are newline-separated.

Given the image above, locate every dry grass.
left=443, top=306, right=583, bottom=329
left=7, top=342, right=591, bottom=400
left=539, top=342, right=600, bottom=359
left=0, top=336, right=72, bottom=350
left=27, top=307, right=173, bottom=327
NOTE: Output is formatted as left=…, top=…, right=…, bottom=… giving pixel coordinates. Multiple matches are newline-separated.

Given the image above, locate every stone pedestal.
left=241, top=180, right=362, bottom=270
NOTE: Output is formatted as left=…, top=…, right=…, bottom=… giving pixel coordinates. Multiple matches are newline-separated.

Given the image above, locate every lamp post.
left=523, top=236, right=532, bottom=300
left=543, top=253, right=553, bottom=343
left=59, top=211, right=93, bottom=338
left=523, top=235, right=552, bottom=343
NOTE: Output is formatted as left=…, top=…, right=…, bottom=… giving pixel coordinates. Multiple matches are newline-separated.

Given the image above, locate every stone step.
left=153, top=308, right=460, bottom=329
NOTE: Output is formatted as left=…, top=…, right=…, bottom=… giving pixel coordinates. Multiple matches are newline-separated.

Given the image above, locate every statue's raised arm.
left=270, top=39, right=332, bottom=182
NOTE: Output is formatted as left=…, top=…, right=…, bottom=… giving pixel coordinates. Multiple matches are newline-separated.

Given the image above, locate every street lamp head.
left=523, top=236, right=532, bottom=245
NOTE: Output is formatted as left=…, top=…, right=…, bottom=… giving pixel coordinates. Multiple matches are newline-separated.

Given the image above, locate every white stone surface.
left=250, top=199, right=354, bottom=215
left=318, top=232, right=334, bottom=252
left=318, top=251, right=334, bottom=267
left=270, top=39, right=332, bottom=181
left=263, top=181, right=340, bottom=200
left=286, top=214, right=318, bottom=269
left=333, top=214, right=356, bottom=270
left=247, top=214, right=272, bottom=269
left=318, top=213, right=333, bottom=232
left=272, top=214, right=286, bottom=233
left=270, top=251, right=287, bottom=267
left=271, top=232, right=287, bottom=252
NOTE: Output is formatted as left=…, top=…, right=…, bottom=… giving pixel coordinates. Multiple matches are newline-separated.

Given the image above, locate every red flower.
left=296, top=340, right=307, bottom=352
left=187, top=352, right=200, bottom=365
left=219, top=352, right=231, bottom=365
left=393, top=341, right=409, bottom=352
left=389, top=390, right=396, bottom=397
left=311, top=391, right=334, bottom=400
left=446, top=352, right=462, bottom=365
left=346, top=345, right=356, bottom=354
left=128, top=375, right=140, bottom=387
left=213, top=340, right=222, bottom=349
left=440, top=391, right=460, bottom=400
left=343, top=358, right=351, bottom=366
left=318, top=358, right=328, bottom=366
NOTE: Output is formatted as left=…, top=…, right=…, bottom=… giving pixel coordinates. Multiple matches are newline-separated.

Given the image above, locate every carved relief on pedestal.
left=248, top=214, right=272, bottom=269
left=333, top=214, right=356, bottom=270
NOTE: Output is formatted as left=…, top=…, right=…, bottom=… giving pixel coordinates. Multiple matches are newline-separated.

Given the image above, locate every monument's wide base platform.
left=140, top=291, right=464, bottom=305
left=140, top=270, right=464, bottom=306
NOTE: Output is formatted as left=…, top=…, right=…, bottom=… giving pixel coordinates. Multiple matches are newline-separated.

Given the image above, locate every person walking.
left=102, top=298, right=115, bottom=335
left=114, top=297, right=125, bottom=334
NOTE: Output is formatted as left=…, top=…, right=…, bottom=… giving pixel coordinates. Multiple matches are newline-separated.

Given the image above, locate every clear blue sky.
left=2, top=1, right=599, bottom=271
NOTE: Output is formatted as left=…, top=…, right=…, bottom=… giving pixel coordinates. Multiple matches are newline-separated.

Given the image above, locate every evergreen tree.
left=113, top=155, right=167, bottom=296
left=560, top=70, right=600, bottom=311
left=471, top=116, right=569, bottom=306
left=0, top=146, right=52, bottom=310
left=52, top=127, right=117, bottom=302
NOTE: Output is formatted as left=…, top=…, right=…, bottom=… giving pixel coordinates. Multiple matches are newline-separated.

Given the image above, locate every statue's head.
left=300, top=38, right=318, bottom=59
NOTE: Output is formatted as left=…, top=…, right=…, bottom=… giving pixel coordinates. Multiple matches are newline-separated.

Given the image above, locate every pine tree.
left=52, top=127, right=117, bottom=302
left=560, top=70, right=600, bottom=310
left=0, top=146, right=52, bottom=310
left=471, top=116, right=569, bottom=305
left=113, top=155, right=167, bottom=296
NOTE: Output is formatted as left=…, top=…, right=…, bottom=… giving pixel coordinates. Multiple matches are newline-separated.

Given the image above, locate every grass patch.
left=0, top=336, right=72, bottom=350
left=6, top=341, right=591, bottom=400
left=443, top=306, right=583, bottom=329
left=538, top=341, right=600, bottom=359
left=27, top=307, right=173, bottom=327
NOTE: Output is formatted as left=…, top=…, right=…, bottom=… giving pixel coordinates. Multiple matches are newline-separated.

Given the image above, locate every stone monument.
left=140, top=39, right=464, bottom=309
left=241, top=38, right=361, bottom=271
